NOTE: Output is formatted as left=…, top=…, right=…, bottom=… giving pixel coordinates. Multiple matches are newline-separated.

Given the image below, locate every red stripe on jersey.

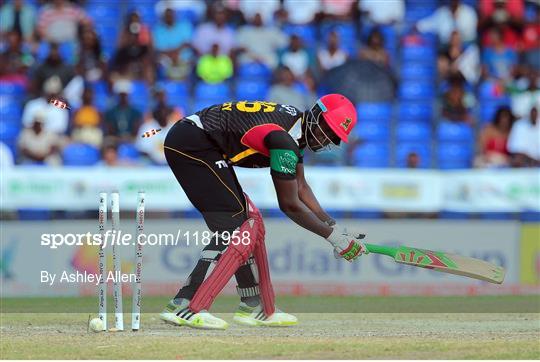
left=240, top=124, right=285, bottom=157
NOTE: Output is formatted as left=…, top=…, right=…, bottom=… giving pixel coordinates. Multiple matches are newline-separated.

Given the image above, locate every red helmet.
left=317, top=94, right=357, bottom=143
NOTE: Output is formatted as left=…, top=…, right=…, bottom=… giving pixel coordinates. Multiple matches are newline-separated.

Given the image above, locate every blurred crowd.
left=0, top=0, right=538, bottom=169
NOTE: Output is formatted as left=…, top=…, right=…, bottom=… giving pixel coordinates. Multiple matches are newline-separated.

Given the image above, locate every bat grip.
left=365, top=243, right=398, bottom=258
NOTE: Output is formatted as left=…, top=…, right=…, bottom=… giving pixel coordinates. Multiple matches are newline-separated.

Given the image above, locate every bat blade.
left=394, top=246, right=505, bottom=284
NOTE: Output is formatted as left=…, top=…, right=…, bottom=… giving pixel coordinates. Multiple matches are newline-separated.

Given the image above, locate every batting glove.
left=326, top=225, right=368, bottom=262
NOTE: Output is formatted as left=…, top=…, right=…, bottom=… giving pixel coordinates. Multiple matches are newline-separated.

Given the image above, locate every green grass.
left=1, top=295, right=539, bottom=359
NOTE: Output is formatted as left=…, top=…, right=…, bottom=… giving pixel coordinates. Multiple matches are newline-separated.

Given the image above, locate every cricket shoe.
left=233, top=303, right=298, bottom=327
left=160, top=300, right=229, bottom=330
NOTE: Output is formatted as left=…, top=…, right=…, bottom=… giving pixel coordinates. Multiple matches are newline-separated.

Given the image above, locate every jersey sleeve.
left=264, top=130, right=303, bottom=180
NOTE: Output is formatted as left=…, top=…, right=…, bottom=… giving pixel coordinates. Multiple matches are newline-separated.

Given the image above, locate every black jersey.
left=194, top=101, right=304, bottom=170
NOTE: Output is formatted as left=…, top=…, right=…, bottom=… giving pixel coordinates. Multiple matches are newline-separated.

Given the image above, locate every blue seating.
left=193, top=99, right=220, bottom=111
left=118, top=143, right=140, bottom=161
left=356, top=102, right=392, bottom=123
left=437, top=142, right=473, bottom=169
left=131, top=5, right=158, bottom=25
left=129, top=81, right=150, bottom=111
left=17, top=209, right=52, bottom=220
left=398, top=102, right=433, bottom=122
left=401, top=63, right=436, bottom=81
left=396, top=122, right=431, bottom=142
left=85, top=5, right=121, bottom=24
left=176, top=9, right=200, bottom=24
left=237, top=62, right=272, bottom=81
left=161, top=81, right=188, bottom=99
left=399, top=81, right=435, bottom=100
left=437, top=121, right=474, bottom=143
left=0, top=103, right=22, bottom=121
left=0, top=82, right=25, bottom=97
left=0, top=120, right=21, bottom=141
left=355, top=121, right=390, bottom=142
left=352, top=142, right=390, bottom=168
left=195, top=82, right=230, bottom=101
left=62, top=143, right=100, bottom=166
left=321, top=22, right=357, bottom=55
left=235, top=80, right=269, bottom=101
left=402, top=46, right=436, bottom=63
left=395, top=142, right=432, bottom=168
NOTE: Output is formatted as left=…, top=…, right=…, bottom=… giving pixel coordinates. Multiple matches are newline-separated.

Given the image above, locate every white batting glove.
left=326, top=225, right=368, bottom=262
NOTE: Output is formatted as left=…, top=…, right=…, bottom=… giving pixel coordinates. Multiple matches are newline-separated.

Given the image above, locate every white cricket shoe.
left=160, top=301, right=228, bottom=330
left=233, top=303, right=298, bottom=327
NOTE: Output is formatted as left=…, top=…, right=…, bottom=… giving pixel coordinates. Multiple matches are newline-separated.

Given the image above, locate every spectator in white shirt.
left=508, top=106, right=540, bottom=167
left=416, top=0, right=478, bottom=45
left=22, top=75, right=68, bottom=134
left=280, top=34, right=312, bottom=78
left=282, top=0, right=321, bottom=24
left=18, top=113, right=62, bottom=165
left=192, top=5, right=235, bottom=55
left=136, top=107, right=175, bottom=165
left=236, top=13, right=287, bottom=69
left=360, top=0, right=405, bottom=25
left=318, top=30, right=347, bottom=71
left=238, top=0, right=280, bottom=25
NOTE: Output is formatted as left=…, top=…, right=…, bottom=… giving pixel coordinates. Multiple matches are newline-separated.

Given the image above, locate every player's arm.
left=296, top=163, right=335, bottom=225
left=265, top=131, right=367, bottom=261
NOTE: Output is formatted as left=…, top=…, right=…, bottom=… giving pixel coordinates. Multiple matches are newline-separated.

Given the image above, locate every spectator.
left=0, top=0, right=36, bottom=42
left=17, top=112, right=62, bottom=165
left=155, top=0, right=206, bottom=22
left=417, top=0, right=477, bottom=45
left=0, top=31, right=34, bottom=85
left=119, top=11, right=152, bottom=48
left=31, top=42, right=75, bottom=96
left=321, top=0, right=356, bottom=22
left=22, top=75, right=69, bottom=134
left=482, top=27, right=518, bottom=81
left=70, top=88, right=103, bottom=148
left=236, top=13, right=287, bottom=69
left=438, top=31, right=464, bottom=80
left=521, top=5, right=539, bottom=70
left=100, top=142, right=120, bottom=167
left=192, top=5, right=235, bottom=55
left=318, top=30, right=348, bottom=71
left=267, top=66, right=311, bottom=109
left=104, top=80, right=142, bottom=140
left=153, top=8, right=194, bottom=81
left=196, top=43, right=233, bottom=84
left=359, top=0, right=404, bottom=26
left=359, top=28, right=390, bottom=68
left=153, top=8, right=193, bottom=55
left=76, top=24, right=105, bottom=82
left=406, top=152, right=420, bottom=168
left=0, top=142, right=15, bottom=167
left=441, top=75, right=473, bottom=123
left=475, top=106, right=515, bottom=168
left=281, top=0, right=321, bottom=24
left=37, top=0, right=90, bottom=43
left=237, top=0, right=280, bottom=25
left=136, top=107, right=175, bottom=165
left=508, top=106, right=540, bottom=167
left=111, top=14, right=154, bottom=83
left=509, top=66, right=540, bottom=119
left=479, top=0, right=524, bottom=49
left=280, top=34, right=312, bottom=78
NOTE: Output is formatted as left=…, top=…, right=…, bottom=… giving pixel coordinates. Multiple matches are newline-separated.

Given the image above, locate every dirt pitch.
left=1, top=296, right=539, bottom=359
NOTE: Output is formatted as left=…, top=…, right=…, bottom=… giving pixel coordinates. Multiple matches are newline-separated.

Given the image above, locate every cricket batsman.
left=159, top=94, right=368, bottom=330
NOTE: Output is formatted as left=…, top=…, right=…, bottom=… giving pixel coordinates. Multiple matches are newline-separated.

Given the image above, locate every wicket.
left=97, top=191, right=145, bottom=332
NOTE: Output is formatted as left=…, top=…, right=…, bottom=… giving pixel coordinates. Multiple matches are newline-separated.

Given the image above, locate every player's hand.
left=326, top=225, right=368, bottom=262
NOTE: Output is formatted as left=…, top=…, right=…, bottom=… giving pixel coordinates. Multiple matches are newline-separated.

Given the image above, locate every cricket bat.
left=365, top=243, right=505, bottom=284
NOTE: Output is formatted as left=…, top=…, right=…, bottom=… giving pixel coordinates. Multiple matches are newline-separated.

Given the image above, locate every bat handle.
left=364, top=243, right=398, bottom=258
